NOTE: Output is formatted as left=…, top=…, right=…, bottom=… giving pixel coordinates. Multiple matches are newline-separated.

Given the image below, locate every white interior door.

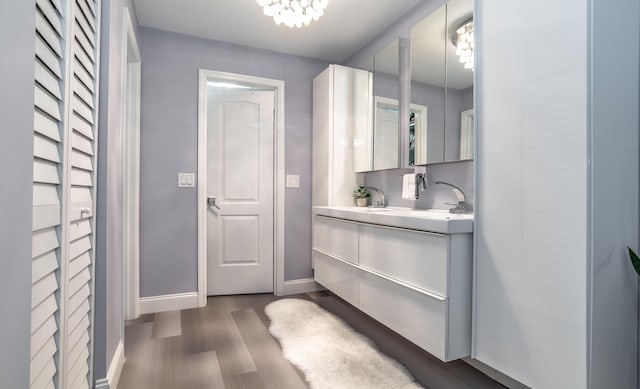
left=206, top=85, right=275, bottom=295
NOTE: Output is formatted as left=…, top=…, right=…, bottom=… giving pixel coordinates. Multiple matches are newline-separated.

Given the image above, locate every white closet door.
left=31, top=1, right=65, bottom=388
left=63, top=1, right=99, bottom=388
left=30, top=0, right=100, bottom=388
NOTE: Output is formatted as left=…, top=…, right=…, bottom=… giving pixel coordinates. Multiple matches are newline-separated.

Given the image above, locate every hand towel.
left=402, top=174, right=417, bottom=200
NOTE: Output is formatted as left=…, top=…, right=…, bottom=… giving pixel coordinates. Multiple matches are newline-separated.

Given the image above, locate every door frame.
left=121, top=7, right=141, bottom=321
left=197, top=69, right=286, bottom=306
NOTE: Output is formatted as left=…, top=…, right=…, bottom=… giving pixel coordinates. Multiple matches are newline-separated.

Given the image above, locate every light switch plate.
left=286, top=174, right=300, bottom=188
left=178, top=173, right=195, bottom=188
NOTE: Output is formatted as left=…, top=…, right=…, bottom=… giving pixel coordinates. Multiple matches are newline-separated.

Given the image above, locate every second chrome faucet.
left=435, top=181, right=467, bottom=213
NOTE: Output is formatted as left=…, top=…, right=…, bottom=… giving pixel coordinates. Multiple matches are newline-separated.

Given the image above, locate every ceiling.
left=133, top=0, right=424, bottom=63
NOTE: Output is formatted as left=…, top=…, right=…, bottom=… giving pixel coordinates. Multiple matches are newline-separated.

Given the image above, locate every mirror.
left=445, top=0, right=474, bottom=162
left=353, top=39, right=401, bottom=172
left=409, top=0, right=474, bottom=165
left=410, top=4, right=447, bottom=165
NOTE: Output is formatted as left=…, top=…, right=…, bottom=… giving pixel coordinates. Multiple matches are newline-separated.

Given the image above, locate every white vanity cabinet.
left=312, top=64, right=371, bottom=206
left=312, top=213, right=472, bottom=362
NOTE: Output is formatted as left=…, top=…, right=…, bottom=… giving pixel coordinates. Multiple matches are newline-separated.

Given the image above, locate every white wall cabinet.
left=312, top=65, right=370, bottom=206
left=313, top=215, right=472, bottom=362
left=475, top=0, right=639, bottom=387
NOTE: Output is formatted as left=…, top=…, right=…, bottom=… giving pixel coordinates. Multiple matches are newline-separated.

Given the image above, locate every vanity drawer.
left=313, top=250, right=359, bottom=307
left=358, top=270, right=449, bottom=361
left=358, top=224, right=449, bottom=297
left=313, top=215, right=359, bottom=264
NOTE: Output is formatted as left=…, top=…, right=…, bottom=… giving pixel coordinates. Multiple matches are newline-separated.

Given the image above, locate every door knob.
left=207, top=197, right=221, bottom=209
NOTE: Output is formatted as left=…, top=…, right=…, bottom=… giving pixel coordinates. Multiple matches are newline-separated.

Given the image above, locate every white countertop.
left=312, top=206, right=474, bottom=234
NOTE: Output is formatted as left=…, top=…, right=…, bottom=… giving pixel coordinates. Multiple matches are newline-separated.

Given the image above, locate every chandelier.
left=452, top=19, right=474, bottom=70
left=256, top=0, right=329, bottom=28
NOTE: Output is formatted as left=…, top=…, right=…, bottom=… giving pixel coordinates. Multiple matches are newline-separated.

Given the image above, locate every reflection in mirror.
left=410, top=5, right=447, bottom=165
left=445, top=0, right=474, bottom=162
left=372, top=39, right=400, bottom=170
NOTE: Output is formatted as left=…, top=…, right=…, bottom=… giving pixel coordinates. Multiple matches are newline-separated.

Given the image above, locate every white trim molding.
left=121, top=6, right=142, bottom=322
left=197, top=69, right=286, bottom=304
left=283, top=278, right=325, bottom=295
left=95, top=341, right=126, bottom=389
left=139, top=292, right=199, bottom=314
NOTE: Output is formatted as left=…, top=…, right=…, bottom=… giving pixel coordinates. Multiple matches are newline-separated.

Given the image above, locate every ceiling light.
left=257, top=0, right=329, bottom=28
left=452, top=19, right=474, bottom=70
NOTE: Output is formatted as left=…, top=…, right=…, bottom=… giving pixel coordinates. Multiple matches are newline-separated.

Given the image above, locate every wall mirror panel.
left=354, top=39, right=401, bottom=172
left=410, top=5, right=447, bottom=165
left=445, top=0, right=474, bottom=162
left=410, top=0, right=474, bottom=165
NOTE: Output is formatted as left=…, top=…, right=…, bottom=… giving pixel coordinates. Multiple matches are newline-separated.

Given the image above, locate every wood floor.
left=117, top=292, right=506, bottom=389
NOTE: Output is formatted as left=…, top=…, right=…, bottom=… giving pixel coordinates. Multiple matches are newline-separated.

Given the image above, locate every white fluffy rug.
left=265, top=298, right=423, bottom=389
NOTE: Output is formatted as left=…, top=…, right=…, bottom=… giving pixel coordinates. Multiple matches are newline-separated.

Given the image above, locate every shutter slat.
left=48, top=0, right=63, bottom=15
left=34, top=110, right=61, bottom=142
left=72, top=77, right=94, bottom=109
left=73, top=14, right=95, bottom=53
left=35, top=85, right=62, bottom=121
left=73, top=37, right=95, bottom=77
left=32, top=228, right=59, bottom=258
left=69, top=220, right=92, bottom=241
left=67, top=350, right=89, bottom=389
left=69, top=236, right=91, bottom=262
left=70, top=113, right=94, bottom=141
left=33, top=159, right=60, bottom=185
left=68, top=269, right=90, bottom=298
left=71, top=131, right=93, bottom=156
left=31, top=294, right=58, bottom=334
left=32, top=250, right=59, bottom=283
left=70, top=168, right=92, bottom=187
left=68, top=252, right=91, bottom=278
left=33, top=204, right=61, bottom=231
left=67, top=300, right=90, bottom=333
left=76, top=0, right=95, bottom=32
left=72, top=25, right=95, bottom=64
left=36, top=0, right=64, bottom=36
left=32, top=272, right=58, bottom=308
left=30, top=356, right=56, bottom=389
left=72, top=57, right=95, bottom=94
left=68, top=283, right=90, bottom=314
left=33, top=183, right=60, bottom=207
left=35, top=35, right=63, bottom=80
left=67, top=316, right=89, bottom=357
left=30, top=315, right=57, bottom=362
left=69, top=187, right=92, bottom=205
left=35, top=11, right=63, bottom=58
left=84, top=0, right=97, bottom=18
left=34, top=133, right=61, bottom=163
left=35, top=61, right=62, bottom=100
left=71, top=97, right=94, bottom=126
left=70, top=150, right=92, bottom=171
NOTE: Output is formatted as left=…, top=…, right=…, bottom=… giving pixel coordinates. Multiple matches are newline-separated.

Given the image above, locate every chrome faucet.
left=366, top=187, right=387, bottom=208
left=435, top=181, right=467, bottom=213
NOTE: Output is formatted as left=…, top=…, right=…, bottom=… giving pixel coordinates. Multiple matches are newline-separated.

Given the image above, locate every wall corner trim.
left=139, top=292, right=199, bottom=314
left=282, top=278, right=325, bottom=295
left=95, top=341, right=125, bottom=389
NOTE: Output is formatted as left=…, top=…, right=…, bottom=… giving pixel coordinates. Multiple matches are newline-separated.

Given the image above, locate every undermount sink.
left=312, top=206, right=474, bottom=234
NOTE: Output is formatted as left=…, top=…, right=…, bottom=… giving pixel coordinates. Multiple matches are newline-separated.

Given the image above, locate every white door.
left=206, top=85, right=275, bottom=295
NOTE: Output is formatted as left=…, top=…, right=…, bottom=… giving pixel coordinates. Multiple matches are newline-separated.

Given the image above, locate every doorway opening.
left=197, top=70, right=286, bottom=306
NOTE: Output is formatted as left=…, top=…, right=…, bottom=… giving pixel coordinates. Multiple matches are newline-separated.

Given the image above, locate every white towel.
left=402, top=174, right=417, bottom=200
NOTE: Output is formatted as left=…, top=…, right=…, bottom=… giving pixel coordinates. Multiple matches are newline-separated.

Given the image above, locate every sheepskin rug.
left=265, top=298, right=423, bottom=389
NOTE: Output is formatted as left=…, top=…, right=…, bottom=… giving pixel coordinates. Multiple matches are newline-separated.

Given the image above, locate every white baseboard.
left=283, top=278, right=325, bottom=295
left=95, top=341, right=125, bottom=389
left=139, top=291, right=199, bottom=314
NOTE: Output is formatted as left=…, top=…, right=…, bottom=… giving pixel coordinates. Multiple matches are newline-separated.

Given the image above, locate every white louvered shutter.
left=31, top=0, right=66, bottom=388
left=31, top=0, right=100, bottom=388
left=63, top=1, right=99, bottom=388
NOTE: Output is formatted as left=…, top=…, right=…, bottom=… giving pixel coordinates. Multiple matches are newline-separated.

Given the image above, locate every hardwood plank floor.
left=117, top=292, right=506, bottom=389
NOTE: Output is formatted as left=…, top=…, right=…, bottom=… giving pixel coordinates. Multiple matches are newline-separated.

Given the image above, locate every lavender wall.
left=0, top=1, right=35, bottom=387
left=94, top=0, right=141, bottom=381
left=138, top=27, right=328, bottom=297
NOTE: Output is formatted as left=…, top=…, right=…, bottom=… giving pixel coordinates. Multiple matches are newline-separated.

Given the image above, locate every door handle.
left=207, top=197, right=221, bottom=209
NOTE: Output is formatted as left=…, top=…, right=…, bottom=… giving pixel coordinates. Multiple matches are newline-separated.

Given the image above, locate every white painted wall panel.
left=474, top=0, right=588, bottom=387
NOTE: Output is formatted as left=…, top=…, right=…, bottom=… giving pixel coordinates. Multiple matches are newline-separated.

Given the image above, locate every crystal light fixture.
left=452, top=19, right=474, bottom=70
left=257, top=0, right=329, bottom=28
